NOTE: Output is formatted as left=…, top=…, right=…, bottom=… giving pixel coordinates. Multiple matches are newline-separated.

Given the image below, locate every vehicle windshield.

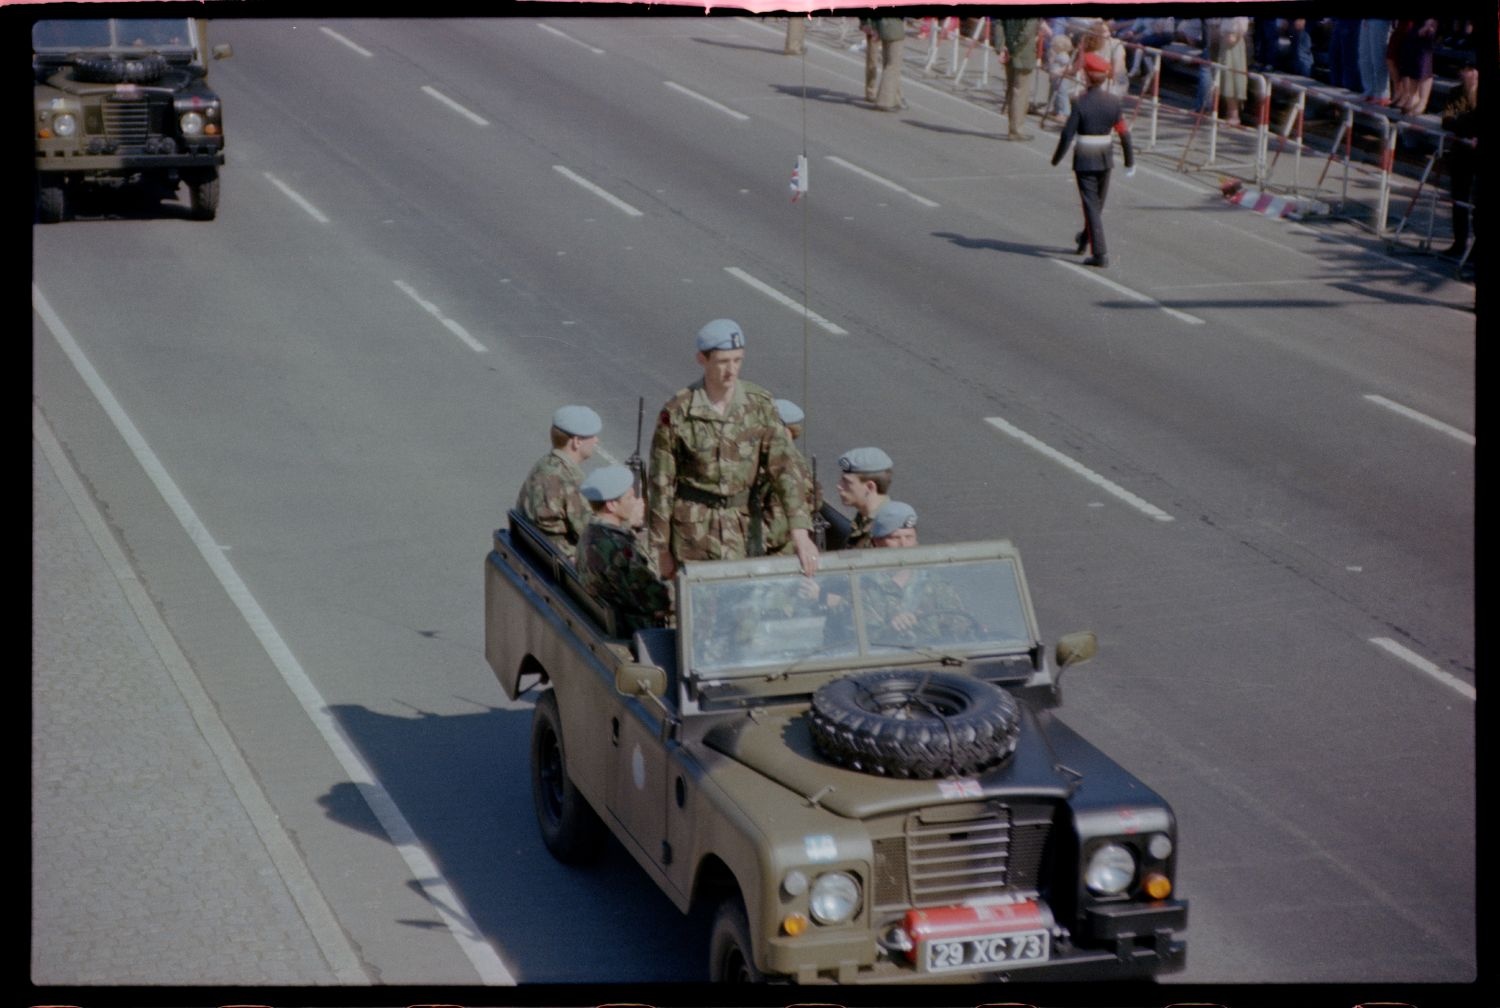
left=33, top=19, right=196, bottom=53
left=685, top=558, right=1033, bottom=677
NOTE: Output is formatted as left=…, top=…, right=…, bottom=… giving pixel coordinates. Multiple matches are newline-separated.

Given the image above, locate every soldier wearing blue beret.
left=516, top=405, right=602, bottom=562
left=751, top=399, right=818, bottom=557
left=649, top=320, right=820, bottom=579
left=578, top=465, right=671, bottom=634
left=835, top=446, right=894, bottom=549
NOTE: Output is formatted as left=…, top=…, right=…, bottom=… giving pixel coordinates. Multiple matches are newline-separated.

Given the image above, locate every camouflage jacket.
left=516, top=450, right=589, bottom=562
left=751, top=451, right=819, bottom=556
left=649, top=378, right=812, bottom=563
left=578, top=519, right=671, bottom=635
left=858, top=569, right=970, bottom=644
left=845, top=509, right=876, bottom=550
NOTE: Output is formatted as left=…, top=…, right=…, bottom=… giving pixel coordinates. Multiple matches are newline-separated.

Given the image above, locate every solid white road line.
left=1055, top=259, right=1206, bottom=325
left=1369, top=637, right=1475, bottom=700
left=34, top=284, right=517, bottom=985
left=984, top=415, right=1175, bottom=522
left=724, top=266, right=848, bottom=335
left=421, top=85, right=490, bottom=126
left=1363, top=394, right=1475, bottom=446
left=664, top=81, right=751, bottom=121
left=264, top=172, right=330, bottom=224
left=393, top=281, right=489, bottom=353
left=34, top=402, right=371, bottom=985
left=552, top=165, right=645, bottom=217
left=319, top=26, right=373, bottom=58
left=825, top=155, right=940, bottom=207
left=536, top=21, right=605, bottom=54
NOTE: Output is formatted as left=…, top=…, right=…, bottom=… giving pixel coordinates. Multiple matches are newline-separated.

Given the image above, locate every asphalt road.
left=31, top=15, right=1476, bottom=996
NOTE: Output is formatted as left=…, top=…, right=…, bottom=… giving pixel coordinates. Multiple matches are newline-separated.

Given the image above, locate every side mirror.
left=614, top=663, right=667, bottom=699
left=1055, top=631, right=1098, bottom=671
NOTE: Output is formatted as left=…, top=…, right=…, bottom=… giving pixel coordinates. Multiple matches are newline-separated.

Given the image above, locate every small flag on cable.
left=790, top=154, right=808, bottom=202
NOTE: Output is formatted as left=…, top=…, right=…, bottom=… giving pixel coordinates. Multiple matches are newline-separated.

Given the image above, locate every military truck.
left=33, top=17, right=231, bottom=222
left=485, top=510, right=1187, bottom=982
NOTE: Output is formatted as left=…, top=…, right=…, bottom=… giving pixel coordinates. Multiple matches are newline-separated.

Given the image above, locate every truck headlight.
left=49, top=112, right=78, bottom=138
left=808, top=871, right=860, bottom=924
left=1084, top=842, right=1136, bottom=895
left=180, top=111, right=205, bottom=136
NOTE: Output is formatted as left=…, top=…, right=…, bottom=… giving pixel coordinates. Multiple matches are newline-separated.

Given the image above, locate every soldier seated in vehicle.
left=577, top=465, right=672, bottom=635
left=515, top=404, right=601, bottom=564
left=858, top=503, right=982, bottom=646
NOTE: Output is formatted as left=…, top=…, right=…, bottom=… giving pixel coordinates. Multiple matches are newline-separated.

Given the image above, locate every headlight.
left=180, top=111, right=204, bottom=136
left=1085, top=842, right=1137, bottom=895
left=51, top=112, right=78, bottom=137
left=808, top=871, right=860, bottom=925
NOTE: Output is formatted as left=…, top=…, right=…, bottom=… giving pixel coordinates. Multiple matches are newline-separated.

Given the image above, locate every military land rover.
left=485, top=510, right=1187, bottom=982
left=33, top=17, right=230, bottom=222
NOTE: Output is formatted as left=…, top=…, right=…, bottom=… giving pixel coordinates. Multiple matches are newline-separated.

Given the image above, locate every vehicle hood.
left=701, top=707, right=1074, bottom=820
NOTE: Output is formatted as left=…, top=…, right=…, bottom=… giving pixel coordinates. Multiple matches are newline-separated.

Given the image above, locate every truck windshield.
left=685, top=558, right=1033, bottom=677
left=33, top=19, right=195, bottom=53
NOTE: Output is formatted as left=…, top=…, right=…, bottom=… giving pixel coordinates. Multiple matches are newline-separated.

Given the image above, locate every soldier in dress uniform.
left=515, top=404, right=601, bottom=562
left=750, top=398, right=819, bottom=557
left=649, top=319, right=820, bottom=579
left=1050, top=50, right=1135, bottom=268
left=835, top=446, right=894, bottom=549
left=577, top=465, right=671, bottom=635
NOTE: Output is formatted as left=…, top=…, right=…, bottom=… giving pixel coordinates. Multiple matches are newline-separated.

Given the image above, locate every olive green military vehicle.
left=485, top=510, right=1187, bottom=982
left=33, top=17, right=231, bottom=222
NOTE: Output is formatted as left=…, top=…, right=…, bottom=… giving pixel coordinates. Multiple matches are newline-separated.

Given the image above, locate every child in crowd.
left=1041, top=33, right=1075, bottom=127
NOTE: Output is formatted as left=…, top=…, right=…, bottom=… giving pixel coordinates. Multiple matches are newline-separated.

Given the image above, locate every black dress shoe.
left=1083, top=254, right=1110, bottom=268
left=1074, top=231, right=1088, bottom=254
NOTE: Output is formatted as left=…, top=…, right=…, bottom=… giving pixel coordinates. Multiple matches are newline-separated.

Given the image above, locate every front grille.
left=103, top=99, right=151, bottom=146
left=873, top=803, right=1053, bottom=909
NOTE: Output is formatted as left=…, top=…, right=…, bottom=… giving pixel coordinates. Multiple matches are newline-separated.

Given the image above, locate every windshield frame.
left=676, top=540, right=1042, bottom=691
left=32, top=18, right=199, bottom=55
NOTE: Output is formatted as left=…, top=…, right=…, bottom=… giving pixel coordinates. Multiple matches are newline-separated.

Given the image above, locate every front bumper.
left=767, top=899, right=1188, bottom=984
left=36, top=150, right=223, bottom=173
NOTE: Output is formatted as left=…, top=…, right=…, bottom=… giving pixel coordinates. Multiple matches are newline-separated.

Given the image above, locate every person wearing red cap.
left=1050, top=49, right=1135, bottom=268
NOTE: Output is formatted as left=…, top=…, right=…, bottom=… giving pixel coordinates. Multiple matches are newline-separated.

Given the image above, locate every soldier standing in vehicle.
left=750, top=399, right=819, bottom=556
left=1050, top=49, right=1135, bottom=268
left=515, top=404, right=601, bottom=562
left=649, top=319, right=819, bottom=580
left=835, top=447, right=894, bottom=549
left=577, top=465, right=672, bottom=634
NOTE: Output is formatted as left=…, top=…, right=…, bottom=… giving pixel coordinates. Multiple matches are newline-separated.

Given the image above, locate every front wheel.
left=37, top=179, right=67, bottom=223
left=529, top=689, right=605, bottom=863
left=708, top=897, right=765, bottom=982
left=186, top=169, right=219, bottom=220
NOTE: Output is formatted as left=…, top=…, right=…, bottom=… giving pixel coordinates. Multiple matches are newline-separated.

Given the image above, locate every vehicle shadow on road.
left=317, top=701, right=706, bottom=983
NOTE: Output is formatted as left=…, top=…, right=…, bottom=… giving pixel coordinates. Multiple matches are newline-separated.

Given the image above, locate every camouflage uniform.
left=649, top=378, right=812, bottom=564
left=845, top=511, right=876, bottom=550
left=578, top=519, right=671, bottom=635
left=516, top=450, right=590, bottom=562
left=859, top=570, right=973, bottom=643
left=751, top=452, right=819, bottom=556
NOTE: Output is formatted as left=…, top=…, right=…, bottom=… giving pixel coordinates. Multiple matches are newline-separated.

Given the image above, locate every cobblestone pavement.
left=32, top=409, right=345, bottom=987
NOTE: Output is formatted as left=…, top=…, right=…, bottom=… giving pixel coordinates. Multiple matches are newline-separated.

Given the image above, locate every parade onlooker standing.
left=1358, top=19, right=1394, bottom=104
left=1042, top=33, right=1076, bottom=128
left=1051, top=51, right=1135, bottom=268
left=871, top=16, right=908, bottom=111
left=1212, top=16, right=1250, bottom=124
left=1328, top=17, right=1364, bottom=92
left=1440, top=58, right=1479, bottom=259
left=998, top=17, right=1042, bottom=140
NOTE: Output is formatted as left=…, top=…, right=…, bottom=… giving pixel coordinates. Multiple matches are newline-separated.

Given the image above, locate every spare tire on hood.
left=809, top=668, right=1021, bottom=779
left=70, top=52, right=166, bottom=84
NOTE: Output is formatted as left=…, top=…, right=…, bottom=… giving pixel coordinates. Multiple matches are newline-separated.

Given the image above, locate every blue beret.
left=696, top=318, right=745, bottom=352
left=552, top=405, right=602, bottom=438
left=774, top=399, right=805, bottom=425
left=838, top=446, right=893, bottom=474
left=579, top=464, right=635, bottom=503
left=870, top=501, right=918, bottom=539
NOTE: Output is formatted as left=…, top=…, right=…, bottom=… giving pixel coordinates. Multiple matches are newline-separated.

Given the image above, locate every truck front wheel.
left=709, top=897, right=764, bottom=982
left=186, top=169, right=219, bottom=221
left=37, top=180, right=68, bottom=223
left=529, top=689, right=605, bottom=863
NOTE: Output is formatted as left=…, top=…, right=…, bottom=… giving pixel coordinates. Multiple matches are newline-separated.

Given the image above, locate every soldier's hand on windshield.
left=891, top=610, right=919, bottom=633
left=791, top=528, right=820, bottom=577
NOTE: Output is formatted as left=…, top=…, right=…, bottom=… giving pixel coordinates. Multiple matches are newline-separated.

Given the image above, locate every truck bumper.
left=36, top=151, right=223, bottom=173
